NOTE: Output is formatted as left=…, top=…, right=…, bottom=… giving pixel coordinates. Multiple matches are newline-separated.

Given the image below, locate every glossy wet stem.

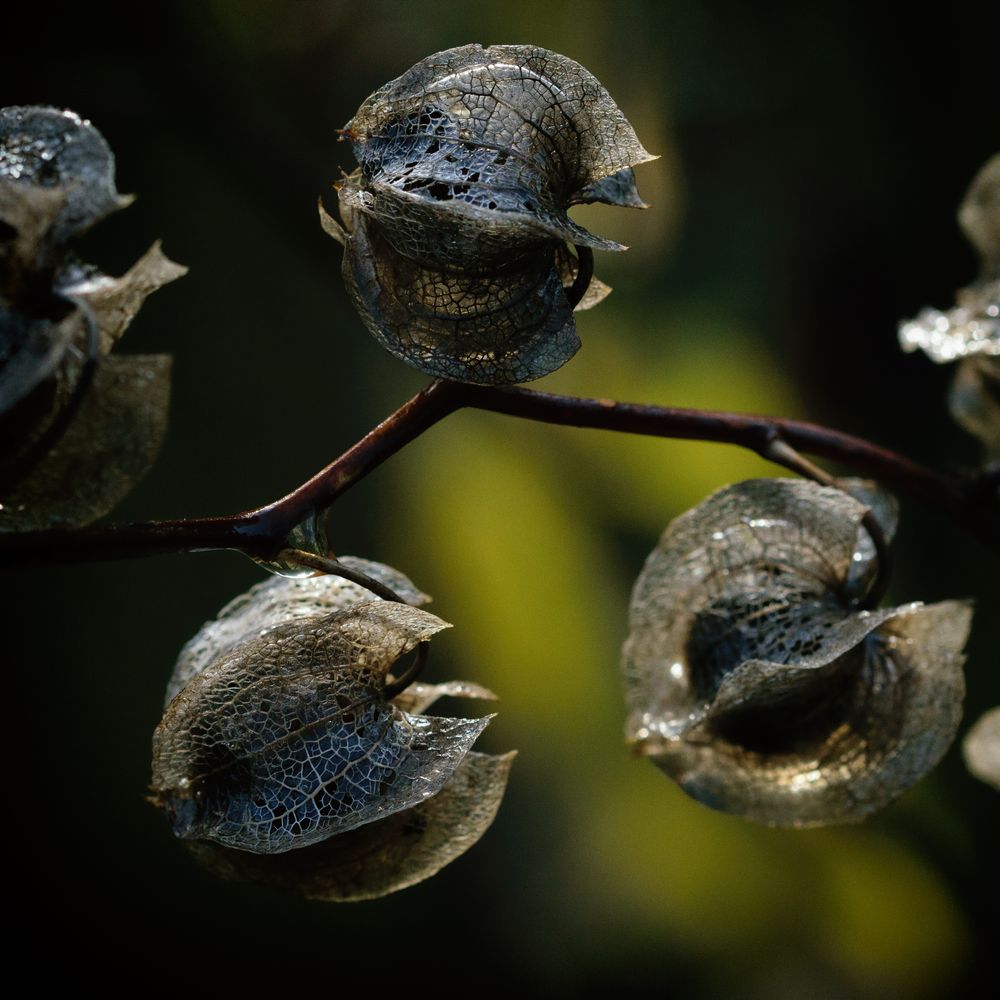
left=0, top=376, right=996, bottom=565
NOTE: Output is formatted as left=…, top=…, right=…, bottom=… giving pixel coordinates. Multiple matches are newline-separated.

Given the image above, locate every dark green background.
left=3, top=1, right=997, bottom=995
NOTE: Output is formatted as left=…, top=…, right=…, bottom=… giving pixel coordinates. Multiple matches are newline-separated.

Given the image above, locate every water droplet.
left=252, top=510, right=330, bottom=578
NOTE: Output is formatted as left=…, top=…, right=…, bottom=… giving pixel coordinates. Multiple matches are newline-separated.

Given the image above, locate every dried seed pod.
left=962, top=707, right=1000, bottom=791
left=949, top=354, right=1000, bottom=462
left=899, top=153, right=999, bottom=365
left=164, top=556, right=430, bottom=705
left=0, top=105, right=131, bottom=268
left=324, top=44, right=655, bottom=384
left=899, top=153, right=1000, bottom=463
left=623, top=479, right=971, bottom=827
left=189, top=750, right=515, bottom=902
left=0, top=106, right=184, bottom=529
left=959, top=152, right=1000, bottom=273
left=0, top=350, right=172, bottom=530
left=152, top=563, right=512, bottom=899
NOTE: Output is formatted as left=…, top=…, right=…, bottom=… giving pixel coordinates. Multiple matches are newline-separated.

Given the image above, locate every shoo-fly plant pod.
left=3, top=47, right=997, bottom=919
left=622, top=479, right=972, bottom=827
left=320, top=44, right=656, bottom=385
left=0, top=106, right=185, bottom=532
left=899, top=153, right=1000, bottom=464
left=151, top=558, right=513, bottom=900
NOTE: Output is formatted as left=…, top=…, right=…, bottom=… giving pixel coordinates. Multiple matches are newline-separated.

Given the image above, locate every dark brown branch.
left=1, top=378, right=995, bottom=566
left=0, top=380, right=461, bottom=564
left=461, top=385, right=996, bottom=550
left=465, top=386, right=954, bottom=504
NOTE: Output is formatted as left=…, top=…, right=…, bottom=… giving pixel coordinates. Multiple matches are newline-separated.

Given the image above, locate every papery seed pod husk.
left=188, top=749, right=515, bottom=902
left=0, top=106, right=132, bottom=266
left=943, top=155, right=1000, bottom=460
left=57, top=241, right=188, bottom=352
left=623, top=478, right=971, bottom=827
left=327, top=44, right=655, bottom=385
left=1, top=107, right=185, bottom=528
left=0, top=286, right=174, bottom=533
left=898, top=154, right=999, bottom=366
left=0, top=301, right=84, bottom=428
left=165, top=556, right=431, bottom=704
left=962, top=707, right=1000, bottom=791
left=913, top=154, right=1000, bottom=463
left=153, top=566, right=511, bottom=896
left=153, top=601, right=476, bottom=854
left=0, top=352, right=171, bottom=531
left=959, top=152, right=1000, bottom=275
left=0, top=245, right=182, bottom=436
left=334, top=196, right=584, bottom=384
left=950, top=354, right=1000, bottom=463
left=171, top=600, right=515, bottom=902
left=0, top=179, right=66, bottom=287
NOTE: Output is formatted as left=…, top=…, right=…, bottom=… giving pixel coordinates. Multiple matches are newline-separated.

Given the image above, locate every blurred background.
left=3, top=1, right=997, bottom=994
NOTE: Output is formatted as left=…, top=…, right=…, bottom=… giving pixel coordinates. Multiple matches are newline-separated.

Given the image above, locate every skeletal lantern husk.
left=962, top=707, right=1000, bottom=791
left=1, top=106, right=185, bottom=530
left=622, top=479, right=971, bottom=827
left=323, top=43, right=655, bottom=385
left=152, top=559, right=513, bottom=901
left=950, top=154, right=1000, bottom=461
left=898, top=152, right=1000, bottom=462
left=899, top=152, right=999, bottom=366
left=950, top=354, right=1000, bottom=463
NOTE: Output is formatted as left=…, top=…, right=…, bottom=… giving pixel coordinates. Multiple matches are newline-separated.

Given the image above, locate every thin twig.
left=762, top=436, right=892, bottom=609
left=278, top=547, right=429, bottom=698
left=277, top=548, right=406, bottom=603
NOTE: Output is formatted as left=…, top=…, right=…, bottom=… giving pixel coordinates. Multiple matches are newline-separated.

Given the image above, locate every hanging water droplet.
left=252, top=509, right=330, bottom=578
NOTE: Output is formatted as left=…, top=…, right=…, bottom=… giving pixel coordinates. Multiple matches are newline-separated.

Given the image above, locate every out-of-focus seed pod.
left=949, top=354, right=1000, bottom=463
left=0, top=105, right=131, bottom=296
left=963, top=707, right=1000, bottom=791
left=899, top=153, right=1000, bottom=464
left=0, top=106, right=184, bottom=529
